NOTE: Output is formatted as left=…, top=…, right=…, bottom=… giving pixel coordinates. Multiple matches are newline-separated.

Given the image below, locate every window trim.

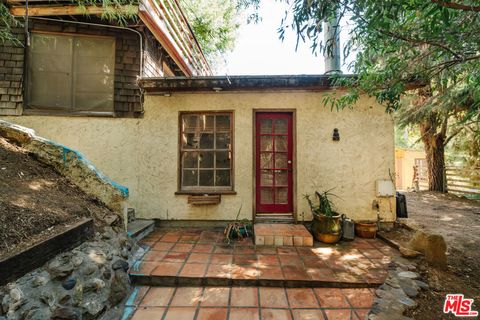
left=177, top=110, right=235, bottom=194
left=25, top=31, right=116, bottom=116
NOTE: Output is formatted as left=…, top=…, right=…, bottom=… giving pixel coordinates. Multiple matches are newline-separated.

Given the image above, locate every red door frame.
left=255, top=112, right=294, bottom=214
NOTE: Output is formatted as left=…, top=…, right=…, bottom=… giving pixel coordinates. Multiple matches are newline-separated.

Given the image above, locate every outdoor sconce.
left=332, top=128, right=340, bottom=141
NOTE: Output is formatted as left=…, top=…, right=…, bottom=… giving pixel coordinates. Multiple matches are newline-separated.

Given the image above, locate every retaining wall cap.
left=0, top=120, right=129, bottom=198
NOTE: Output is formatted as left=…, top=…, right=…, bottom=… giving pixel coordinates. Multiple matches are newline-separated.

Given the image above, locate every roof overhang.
left=7, top=0, right=212, bottom=77
left=139, top=74, right=358, bottom=93
left=138, top=0, right=211, bottom=77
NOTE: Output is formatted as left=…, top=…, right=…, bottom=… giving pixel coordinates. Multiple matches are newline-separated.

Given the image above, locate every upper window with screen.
left=180, top=112, right=233, bottom=192
left=27, top=32, right=115, bottom=114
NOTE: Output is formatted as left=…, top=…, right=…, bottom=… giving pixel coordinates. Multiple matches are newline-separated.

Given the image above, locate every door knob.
left=287, top=160, right=292, bottom=164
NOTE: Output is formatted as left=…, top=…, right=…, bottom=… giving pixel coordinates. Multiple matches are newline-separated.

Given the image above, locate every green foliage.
left=394, top=125, right=422, bottom=150
left=0, top=3, right=21, bottom=45
left=181, top=0, right=238, bottom=55
left=304, top=189, right=339, bottom=218
left=0, top=0, right=137, bottom=45
left=181, top=0, right=247, bottom=66
left=242, top=0, right=480, bottom=176
left=450, top=121, right=480, bottom=168
left=243, top=0, right=480, bottom=121
left=76, top=0, right=137, bottom=25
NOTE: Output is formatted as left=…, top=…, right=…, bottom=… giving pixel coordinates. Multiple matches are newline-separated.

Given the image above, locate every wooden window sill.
left=23, top=109, right=115, bottom=118
left=175, top=190, right=237, bottom=195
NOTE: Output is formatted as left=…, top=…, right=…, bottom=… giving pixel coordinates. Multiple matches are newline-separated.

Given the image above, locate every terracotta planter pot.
left=355, top=221, right=377, bottom=238
left=311, top=214, right=342, bottom=244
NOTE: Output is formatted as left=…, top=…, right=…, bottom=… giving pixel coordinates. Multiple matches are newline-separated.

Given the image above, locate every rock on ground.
left=0, top=228, right=139, bottom=320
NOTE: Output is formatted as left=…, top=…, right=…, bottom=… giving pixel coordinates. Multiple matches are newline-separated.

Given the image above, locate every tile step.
left=254, top=223, right=313, bottom=247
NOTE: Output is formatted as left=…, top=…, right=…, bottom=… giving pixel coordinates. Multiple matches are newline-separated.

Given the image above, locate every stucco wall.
left=395, top=148, right=426, bottom=190
left=2, top=90, right=396, bottom=222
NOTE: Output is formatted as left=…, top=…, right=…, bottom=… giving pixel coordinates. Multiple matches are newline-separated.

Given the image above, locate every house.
left=0, top=2, right=397, bottom=226
left=395, top=147, right=427, bottom=191
left=0, top=0, right=211, bottom=117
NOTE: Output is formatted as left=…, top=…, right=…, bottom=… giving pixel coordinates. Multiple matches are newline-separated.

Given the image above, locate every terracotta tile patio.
left=124, top=285, right=375, bottom=320
left=130, top=228, right=396, bottom=287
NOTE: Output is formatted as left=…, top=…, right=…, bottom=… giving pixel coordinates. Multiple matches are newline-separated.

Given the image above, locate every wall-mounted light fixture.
left=332, top=128, right=340, bottom=141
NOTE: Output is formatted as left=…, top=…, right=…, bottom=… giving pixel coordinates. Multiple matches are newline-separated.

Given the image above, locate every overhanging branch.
left=432, top=0, right=480, bottom=12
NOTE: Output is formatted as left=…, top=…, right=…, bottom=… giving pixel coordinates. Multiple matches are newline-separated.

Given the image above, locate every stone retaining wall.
left=0, top=228, right=140, bottom=320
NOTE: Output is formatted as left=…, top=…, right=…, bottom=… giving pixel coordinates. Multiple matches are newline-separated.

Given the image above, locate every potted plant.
left=305, top=190, right=342, bottom=244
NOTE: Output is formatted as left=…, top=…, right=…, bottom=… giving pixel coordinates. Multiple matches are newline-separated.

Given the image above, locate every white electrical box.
left=376, top=180, right=395, bottom=197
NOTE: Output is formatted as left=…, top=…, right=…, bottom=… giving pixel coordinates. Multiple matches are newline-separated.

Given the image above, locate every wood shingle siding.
left=0, top=27, right=24, bottom=116
left=0, top=19, right=179, bottom=117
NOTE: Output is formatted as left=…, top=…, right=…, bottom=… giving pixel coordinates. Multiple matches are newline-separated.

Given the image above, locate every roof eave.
left=138, top=74, right=357, bottom=93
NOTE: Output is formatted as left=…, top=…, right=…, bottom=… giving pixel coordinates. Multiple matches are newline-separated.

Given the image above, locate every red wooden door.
left=255, top=112, right=293, bottom=213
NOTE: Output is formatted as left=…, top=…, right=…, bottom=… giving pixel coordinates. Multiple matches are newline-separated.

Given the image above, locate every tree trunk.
left=420, top=116, right=447, bottom=192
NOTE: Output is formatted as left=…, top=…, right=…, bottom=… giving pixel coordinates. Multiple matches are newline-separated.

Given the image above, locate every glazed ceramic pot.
left=311, top=214, right=342, bottom=244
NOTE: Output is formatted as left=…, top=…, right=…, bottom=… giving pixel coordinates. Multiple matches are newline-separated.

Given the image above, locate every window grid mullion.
left=180, top=113, right=232, bottom=190
left=196, top=116, right=200, bottom=187
left=213, top=114, right=217, bottom=187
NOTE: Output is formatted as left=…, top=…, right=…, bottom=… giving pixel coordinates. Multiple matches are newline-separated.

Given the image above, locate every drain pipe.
left=323, top=11, right=341, bottom=74
left=28, top=17, right=144, bottom=77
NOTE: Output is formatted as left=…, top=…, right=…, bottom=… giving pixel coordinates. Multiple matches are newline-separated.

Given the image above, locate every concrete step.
left=127, top=219, right=155, bottom=241
left=254, top=214, right=295, bottom=224
left=254, top=223, right=313, bottom=247
left=129, top=272, right=379, bottom=288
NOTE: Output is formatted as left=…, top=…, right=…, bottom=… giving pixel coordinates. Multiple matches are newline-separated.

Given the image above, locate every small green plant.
left=224, top=205, right=251, bottom=245
left=304, top=189, right=339, bottom=218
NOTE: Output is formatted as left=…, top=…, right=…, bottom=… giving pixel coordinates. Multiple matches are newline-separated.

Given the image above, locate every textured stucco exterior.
left=395, top=148, right=426, bottom=190
left=2, top=90, right=396, bottom=222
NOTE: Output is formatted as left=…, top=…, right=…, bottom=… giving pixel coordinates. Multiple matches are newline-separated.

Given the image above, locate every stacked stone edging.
left=0, top=228, right=141, bottom=320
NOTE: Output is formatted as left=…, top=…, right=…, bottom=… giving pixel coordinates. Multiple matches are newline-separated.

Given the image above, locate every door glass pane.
left=199, top=170, right=214, bottom=186
left=216, top=133, right=230, bottom=149
left=276, top=188, right=288, bottom=204
left=275, top=153, right=288, bottom=169
left=183, top=152, right=198, bottom=168
left=216, top=170, right=231, bottom=186
left=200, top=133, right=214, bottom=149
left=216, top=151, right=230, bottom=168
left=216, top=115, right=230, bottom=131
left=274, top=119, right=288, bottom=134
left=199, top=151, right=214, bottom=168
left=260, top=119, right=272, bottom=134
left=200, top=115, right=215, bottom=131
left=275, top=136, right=287, bottom=151
left=183, top=170, right=198, bottom=186
left=260, top=170, right=273, bottom=186
left=182, top=133, right=199, bottom=149
left=275, top=170, right=288, bottom=186
left=261, top=188, right=274, bottom=204
left=260, top=153, right=273, bottom=169
left=260, top=136, right=273, bottom=151
left=183, top=115, right=198, bottom=132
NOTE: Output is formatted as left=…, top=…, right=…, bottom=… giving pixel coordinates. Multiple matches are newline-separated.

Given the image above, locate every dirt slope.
left=0, top=137, right=114, bottom=259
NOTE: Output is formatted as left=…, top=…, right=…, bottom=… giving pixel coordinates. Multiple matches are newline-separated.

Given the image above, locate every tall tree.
left=180, top=0, right=261, bottom=67
left=250, top=0, right=480, bottom=192
left=180, top=0, right=240, bottom=66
